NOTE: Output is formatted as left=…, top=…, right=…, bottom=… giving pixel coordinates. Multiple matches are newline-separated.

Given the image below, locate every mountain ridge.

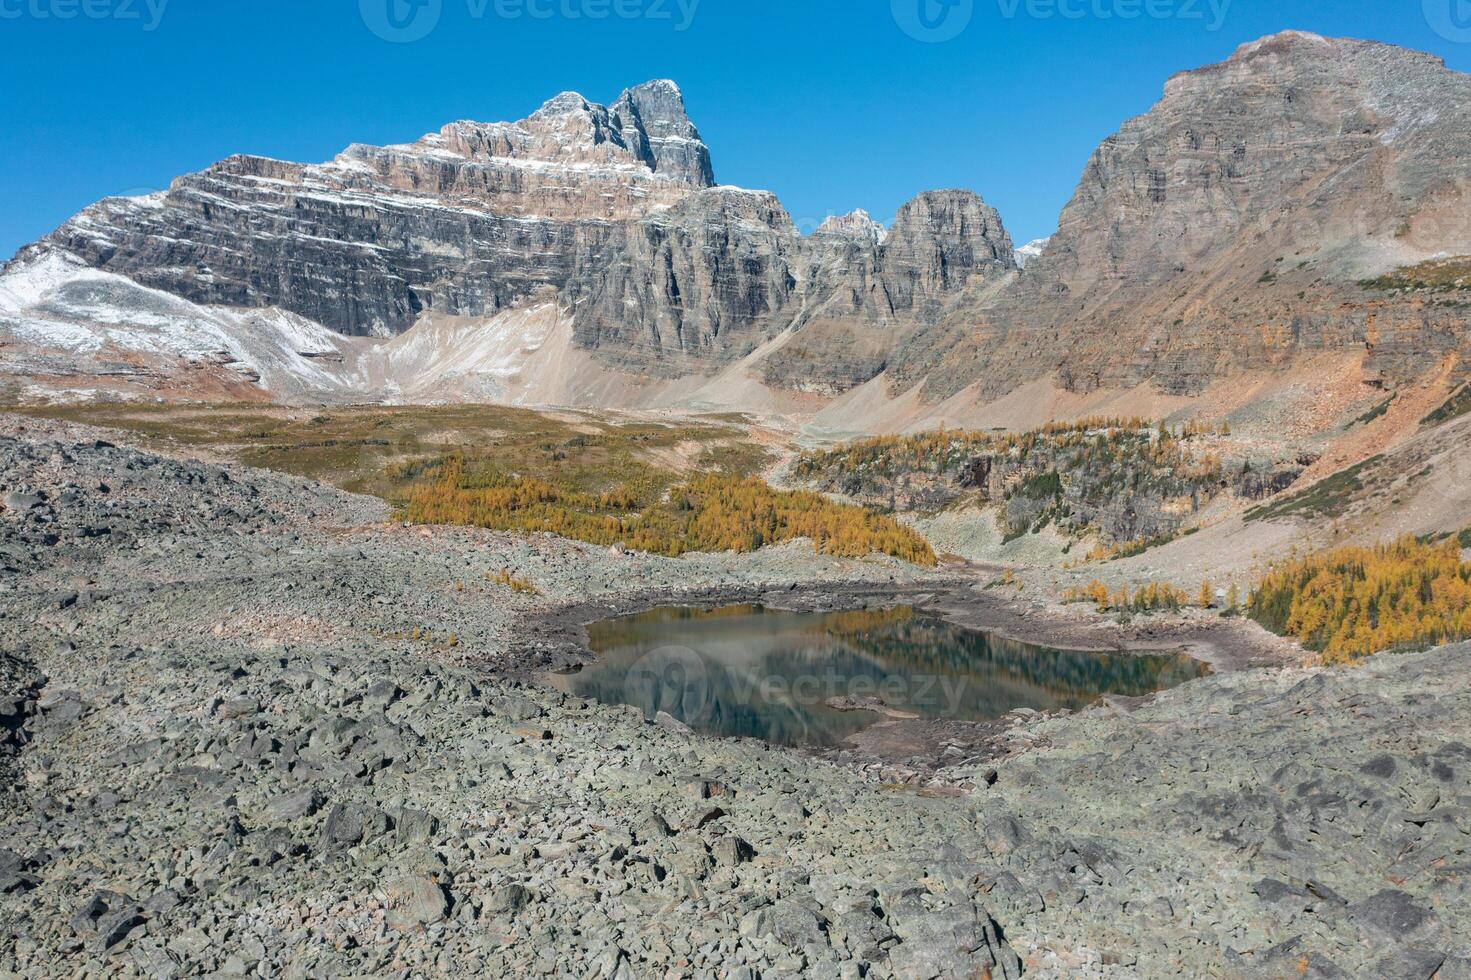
left=1, top=76, right=1015, bottom=403
left=3, top=32, right=1470, bottom=430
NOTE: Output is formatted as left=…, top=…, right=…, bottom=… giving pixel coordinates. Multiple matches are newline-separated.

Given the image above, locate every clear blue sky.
left=2, top=0, right=1467, bottom=258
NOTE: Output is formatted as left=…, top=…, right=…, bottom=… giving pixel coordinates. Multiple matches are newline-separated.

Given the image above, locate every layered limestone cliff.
left=10, top=79, right=1008, bottom=392
left=26, top=81, right=714, bottom=339
left=563, top=187, right=1015, bottom=386
left=759, top=192, right=1016, bottom=394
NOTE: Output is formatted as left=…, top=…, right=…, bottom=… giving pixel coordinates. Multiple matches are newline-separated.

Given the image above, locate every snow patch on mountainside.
left=0, top=251, right=86, bottom=314
left=0, top=250, right=595, bottom=406
left=0, top=249, right=365, bottom=398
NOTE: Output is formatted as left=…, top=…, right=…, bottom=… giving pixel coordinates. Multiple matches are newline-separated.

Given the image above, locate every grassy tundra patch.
left=1245, top=455, right=1382, bottom=523
left=1359, top=256, right=1471, bottom=293
left=1349, top=397, right=1394, bottom=427
left=11, top=402, right=934, bottom=563
left=1422, top=384, right=1471, bottom=429
left=405, top=455, right=936, bottom=565
left=11, top=402, right=772, bottom=499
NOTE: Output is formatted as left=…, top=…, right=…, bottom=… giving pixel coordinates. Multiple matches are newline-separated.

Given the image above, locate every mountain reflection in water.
left=548, top=605, right=1209, bottom=748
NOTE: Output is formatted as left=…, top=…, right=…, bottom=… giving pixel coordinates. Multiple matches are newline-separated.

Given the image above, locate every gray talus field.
left=2, top=418, right=1471, bottom=978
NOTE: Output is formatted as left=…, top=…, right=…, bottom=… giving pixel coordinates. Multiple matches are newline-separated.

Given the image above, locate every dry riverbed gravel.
left=1, top=417, right=1469, bottom=978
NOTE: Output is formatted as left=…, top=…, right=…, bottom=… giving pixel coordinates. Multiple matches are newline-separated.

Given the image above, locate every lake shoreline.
left=514, top=576, right=1297, bottom=777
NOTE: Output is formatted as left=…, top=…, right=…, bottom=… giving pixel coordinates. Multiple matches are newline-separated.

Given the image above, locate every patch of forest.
left=1250, top=537, right=1471, bottom=663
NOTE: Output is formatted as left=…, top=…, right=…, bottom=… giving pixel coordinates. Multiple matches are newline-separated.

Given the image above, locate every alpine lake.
left=548, top=604, right=1210, bottom=748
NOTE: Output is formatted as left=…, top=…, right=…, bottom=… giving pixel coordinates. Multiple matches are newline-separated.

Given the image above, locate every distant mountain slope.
left=891, top=31, right=1471, bottom=402
left=1013, top=238, right=1049, bottom=268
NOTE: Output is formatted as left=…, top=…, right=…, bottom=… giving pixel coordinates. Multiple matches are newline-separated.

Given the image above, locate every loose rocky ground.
left=2, top=416, right=1469, bottom=978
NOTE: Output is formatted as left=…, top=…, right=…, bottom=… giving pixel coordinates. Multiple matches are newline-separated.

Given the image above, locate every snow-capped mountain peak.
left=1014, top=237, right=1051, bottom=268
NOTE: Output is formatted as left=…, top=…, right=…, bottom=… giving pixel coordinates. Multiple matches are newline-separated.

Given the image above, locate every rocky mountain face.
left=758, top=192, right=1015, bottom=394
left=891, top=31, right=1471, bottom=401
left=10, top=80, right=1011, bottom=394
left=8, top=32, right=1469, bottom=413
left=564, top=186, right=1014, bottom=387
left=815, top=209, right=886, bottom=244
left=566, top=188, right=804, bottom=374
left=31, top=81, right=711, bottom=340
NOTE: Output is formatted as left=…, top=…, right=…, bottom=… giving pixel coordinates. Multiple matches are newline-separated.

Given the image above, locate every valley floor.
left=2, top=416, right=1470, bottom=978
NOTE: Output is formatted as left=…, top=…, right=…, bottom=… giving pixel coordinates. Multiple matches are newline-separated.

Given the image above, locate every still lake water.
left=549, top=605, right=1209, bottom=748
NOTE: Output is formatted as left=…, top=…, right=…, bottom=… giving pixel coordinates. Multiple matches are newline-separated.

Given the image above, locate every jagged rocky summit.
left=4, top=79, right=1013, bottom=399
left=1012, top=238, right=1049, bottom=269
